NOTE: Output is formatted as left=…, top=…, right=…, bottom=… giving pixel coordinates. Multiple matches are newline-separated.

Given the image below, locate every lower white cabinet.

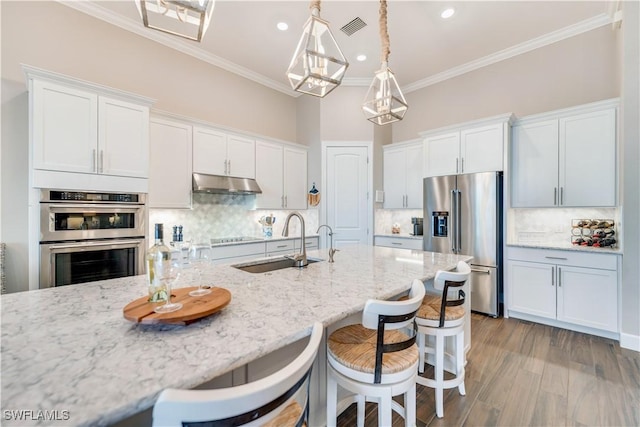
left=374, top=236, right=423, bottom=250
left=507, top=247, right=618, bottom=334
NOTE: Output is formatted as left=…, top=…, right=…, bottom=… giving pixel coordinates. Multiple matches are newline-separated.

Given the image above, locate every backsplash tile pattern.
left=507, top=207, right=620, bottom=248
left=375, top=209, right=423, bottom=235
left=149, top=193, right=318, bottom=244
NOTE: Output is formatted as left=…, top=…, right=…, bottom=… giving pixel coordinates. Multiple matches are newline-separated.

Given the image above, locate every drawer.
left=374, top=236, right=423, bottom=250
left=209, top=242, right=265, bottom=260
left=295, top=237, right=319, bottom=250
left=266, top=239, right=295, bottom=254
left=507, top=246, right=617, bottom=270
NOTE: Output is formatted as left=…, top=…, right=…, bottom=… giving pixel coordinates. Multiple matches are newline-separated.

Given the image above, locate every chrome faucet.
left=316, top=224, right=338, bottom=263
left=283, top=212, right=307, bottom=267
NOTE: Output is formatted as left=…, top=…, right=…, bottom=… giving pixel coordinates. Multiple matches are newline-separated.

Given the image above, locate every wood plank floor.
left=336, top=313, right=640, bottom=427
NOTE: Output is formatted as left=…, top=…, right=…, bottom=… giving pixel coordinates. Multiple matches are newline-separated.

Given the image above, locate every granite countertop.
left=507, top=241, right=622, bottom=255
left=0, top=245, right=471, bottom=427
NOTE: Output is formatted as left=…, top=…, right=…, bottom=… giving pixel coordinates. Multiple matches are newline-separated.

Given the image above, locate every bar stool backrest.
left=434, top=261, right=471, bottom=327
left=152, top=322, right=324, bottom=427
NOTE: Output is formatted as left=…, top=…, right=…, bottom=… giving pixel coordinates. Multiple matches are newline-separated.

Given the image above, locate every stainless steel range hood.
left=192, top=173, right=262, bottom=194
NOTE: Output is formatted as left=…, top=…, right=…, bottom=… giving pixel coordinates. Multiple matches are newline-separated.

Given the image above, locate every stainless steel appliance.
left=423, top=172, right=503, bottom=317
left=39, top=190, right=147, bottom=288
left=411, top=217, right=423, bottom=236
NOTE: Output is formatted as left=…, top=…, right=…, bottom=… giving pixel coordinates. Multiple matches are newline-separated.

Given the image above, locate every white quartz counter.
left=1, top=245, right=471, bottom=427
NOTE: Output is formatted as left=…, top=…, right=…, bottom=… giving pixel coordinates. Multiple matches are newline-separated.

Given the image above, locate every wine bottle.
left=147, top=224, right=171, bottom=302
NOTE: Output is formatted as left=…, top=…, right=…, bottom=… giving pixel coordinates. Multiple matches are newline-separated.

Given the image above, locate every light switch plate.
left=375, top=190, right=384, bottom=203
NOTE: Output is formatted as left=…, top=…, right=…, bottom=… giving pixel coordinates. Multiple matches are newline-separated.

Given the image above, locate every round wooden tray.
left=123, top=286, right=231, bottom=325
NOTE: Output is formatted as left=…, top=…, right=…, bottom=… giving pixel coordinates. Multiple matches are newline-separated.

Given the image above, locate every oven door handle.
left=46, top=240, right=144, bottom=250
left=44, top=204, right=144, bottom=212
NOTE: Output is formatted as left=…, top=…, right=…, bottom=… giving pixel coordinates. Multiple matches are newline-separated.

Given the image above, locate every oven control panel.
left=42, top=190, right=144, bottom=204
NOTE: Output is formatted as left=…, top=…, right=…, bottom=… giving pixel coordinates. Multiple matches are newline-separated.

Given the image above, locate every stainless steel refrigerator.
left=423, top=171, right=503, bottom=317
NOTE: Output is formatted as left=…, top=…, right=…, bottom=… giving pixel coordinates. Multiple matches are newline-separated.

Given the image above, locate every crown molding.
left=56, top=2, right=612, bottom=99
left=402, top=13, right=613, bottom=95
left=55, top=1, right=297, bottom=97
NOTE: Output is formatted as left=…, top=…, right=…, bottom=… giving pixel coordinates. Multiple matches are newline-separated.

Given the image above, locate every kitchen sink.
left=232, top=256, right=322, bottom=274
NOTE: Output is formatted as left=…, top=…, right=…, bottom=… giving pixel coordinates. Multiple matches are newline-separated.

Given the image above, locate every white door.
left=193, top=127, right=227, bottom=175
left=325, top=145, right=370, bottom=248
left=255, top=141, right=284, bottom=209
left=424, top=132, right=459, bottom=177
left=283, top=146, right=308, bottom=210
left=460, top=123, right=503, bottom=174
left=383, top=146, right=406, bottom=208
left=507, top=260, right=556, bottom=319
left=227, top=135, right=255, bottom=179
left=405, top=143, right=424, bottom=208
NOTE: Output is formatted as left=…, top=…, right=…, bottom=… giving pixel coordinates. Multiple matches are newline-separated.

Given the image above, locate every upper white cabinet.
left=255, top=141, right=307, bottom=210
left=511, top=100, right=617, bottom=208
left=148, top=117, right=192, bottom=208
left=30, top=78, right=150, bottom=179
left=422, top=115, right=512, bottom=178
left=383, top=141, right=423, bottom=209
left=193, top=127, right=255, bottom=179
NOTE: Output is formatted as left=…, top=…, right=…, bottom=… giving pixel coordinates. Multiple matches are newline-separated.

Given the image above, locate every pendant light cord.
left=379, top=0, right=390, bottom=64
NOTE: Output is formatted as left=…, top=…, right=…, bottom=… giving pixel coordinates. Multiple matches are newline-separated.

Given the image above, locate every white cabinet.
left=255, top=141, right=308, bottom=210
left=383, top=142, right=423, bottom=208
left=266, top=239, right=295, bottom=256
left=507, top=247, right=618, bottom=334
left=374, top=236, right=423, bottom=250
left=193, top=127, right=255, bottom=179
left=31, top=79, right=149, bottom=178
left=423, top=117, right=509, bottom=178
left=511, top=101, right=617, bottom=207
left=148, top=118, right=192, bottom=208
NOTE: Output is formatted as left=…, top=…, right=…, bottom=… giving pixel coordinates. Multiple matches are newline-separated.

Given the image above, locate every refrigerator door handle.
left=456, top=189, right=462, bottom=253
left=450, top=189, right=457, bottom=252
left=471, top=268, right=491, bottom=274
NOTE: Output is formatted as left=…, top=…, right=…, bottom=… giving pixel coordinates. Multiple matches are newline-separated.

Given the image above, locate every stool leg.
left=435, top=332, right=444, bottom=418
left=356, top=394, right=365, bottom=427
left=457, top=330, right=466, bottom=396
left=327, top=369, right=338, bottom=427
left=418, top=331, right=425, bottom=374
left=405, top=380, right=416, bottom=427
left=379, top=390, right=392, bottom=427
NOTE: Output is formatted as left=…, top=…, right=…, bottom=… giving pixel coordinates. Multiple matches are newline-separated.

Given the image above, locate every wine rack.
left=571, top=219, right=616, bottom=248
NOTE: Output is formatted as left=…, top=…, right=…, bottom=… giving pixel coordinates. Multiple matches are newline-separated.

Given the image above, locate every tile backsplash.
left=507, top=207, right=620, bottom=247
left=375, top=209, right=423, bottom=235
left=149, top=193, right=318, bottom=244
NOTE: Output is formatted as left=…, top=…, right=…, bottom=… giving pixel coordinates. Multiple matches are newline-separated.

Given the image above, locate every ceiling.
left=62, top=1, right=615, bottom=96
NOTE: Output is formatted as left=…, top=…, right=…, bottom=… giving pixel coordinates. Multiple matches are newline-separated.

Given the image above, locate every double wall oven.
left=39, top=189, right=147, bottom=288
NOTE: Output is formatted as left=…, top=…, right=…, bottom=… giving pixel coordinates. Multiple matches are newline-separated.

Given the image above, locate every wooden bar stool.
left=152, top=322, right=323, bottom=427
left=415, top=261, right=470, bottom=418
left=326, top=279, right=426, bottom=427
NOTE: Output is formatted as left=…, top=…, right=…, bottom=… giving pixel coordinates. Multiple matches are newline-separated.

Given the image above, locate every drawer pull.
left=391, top=242, right=403, bottom=246
left=471, top=268, right=490, bottom=274
left=276, top=245, right=287, bottom=248
left=545, top=256, right=567, bottom=260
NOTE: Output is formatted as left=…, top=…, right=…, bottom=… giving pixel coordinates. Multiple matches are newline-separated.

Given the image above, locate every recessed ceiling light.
left=277, top=22, right=289, bottom=31
left=356, top=54, right=367, bottom=62
left=441, top=8, right=455, bottom=19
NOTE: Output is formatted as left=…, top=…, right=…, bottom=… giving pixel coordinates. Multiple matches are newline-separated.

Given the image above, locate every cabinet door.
left=193, top=127, right=227, bottom=175
left=557, top=266, right=618, bottom=332
left=460, top=123, right=503, bottom=174
left=507, top=260, right=556, bottom=319
left=383, top=147, right=406, bottom=208
left=226, top=135, right=255, bottom=179
left=424, top=132, right=459, bottom=177
left=283, top=146, right=307, bottom=210
left=559, top=109, right=616, bottom=207
left=405, top=144, right=423, bottom=208
left=255, top=141, right=284, bottom=209
left=32, top=80, right=98, bottom=174
left=148, top=118, right=192, bottom=208
left=99, top=97, right=149, bottom=178
left=511, top=120, right=559, bottom=207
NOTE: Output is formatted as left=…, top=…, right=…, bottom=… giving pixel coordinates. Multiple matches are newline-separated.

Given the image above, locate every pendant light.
left=135, top=0, right=215, bottom=42
left=362, top=0, right=408, bottom=125
left=286, top=0, right=349, bottom=97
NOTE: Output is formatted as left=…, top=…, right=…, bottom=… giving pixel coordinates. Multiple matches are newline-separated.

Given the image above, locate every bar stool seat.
left=415, top=261, right=470, bottom=419
left=327, top=279, right=426, bottom=427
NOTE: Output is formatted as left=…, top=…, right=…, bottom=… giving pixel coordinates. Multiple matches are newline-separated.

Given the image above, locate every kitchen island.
left=1, top=245, right=472, bottom=427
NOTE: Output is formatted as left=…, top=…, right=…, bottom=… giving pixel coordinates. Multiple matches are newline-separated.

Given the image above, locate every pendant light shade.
left=362, top=0, right=408, bottom=125
left=286, top=1, right=349, bottom=97
left=135, top=0, right=215, bottom=42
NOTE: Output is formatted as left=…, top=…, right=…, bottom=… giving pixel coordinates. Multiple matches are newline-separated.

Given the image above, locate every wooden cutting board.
left=123, top=287, right=231, bottom=325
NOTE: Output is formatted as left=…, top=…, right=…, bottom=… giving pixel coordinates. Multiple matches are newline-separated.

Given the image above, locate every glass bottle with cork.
left=147, top=223, right=171, bottom=302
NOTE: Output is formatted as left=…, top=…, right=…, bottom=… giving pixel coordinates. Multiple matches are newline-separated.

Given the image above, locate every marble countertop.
left=1, top=245, right=471, bottom=427
left=507, top=241, right=622, bottom=255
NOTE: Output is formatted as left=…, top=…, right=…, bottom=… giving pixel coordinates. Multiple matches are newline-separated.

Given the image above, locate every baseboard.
left=620, top=332, right=640, bottom=352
